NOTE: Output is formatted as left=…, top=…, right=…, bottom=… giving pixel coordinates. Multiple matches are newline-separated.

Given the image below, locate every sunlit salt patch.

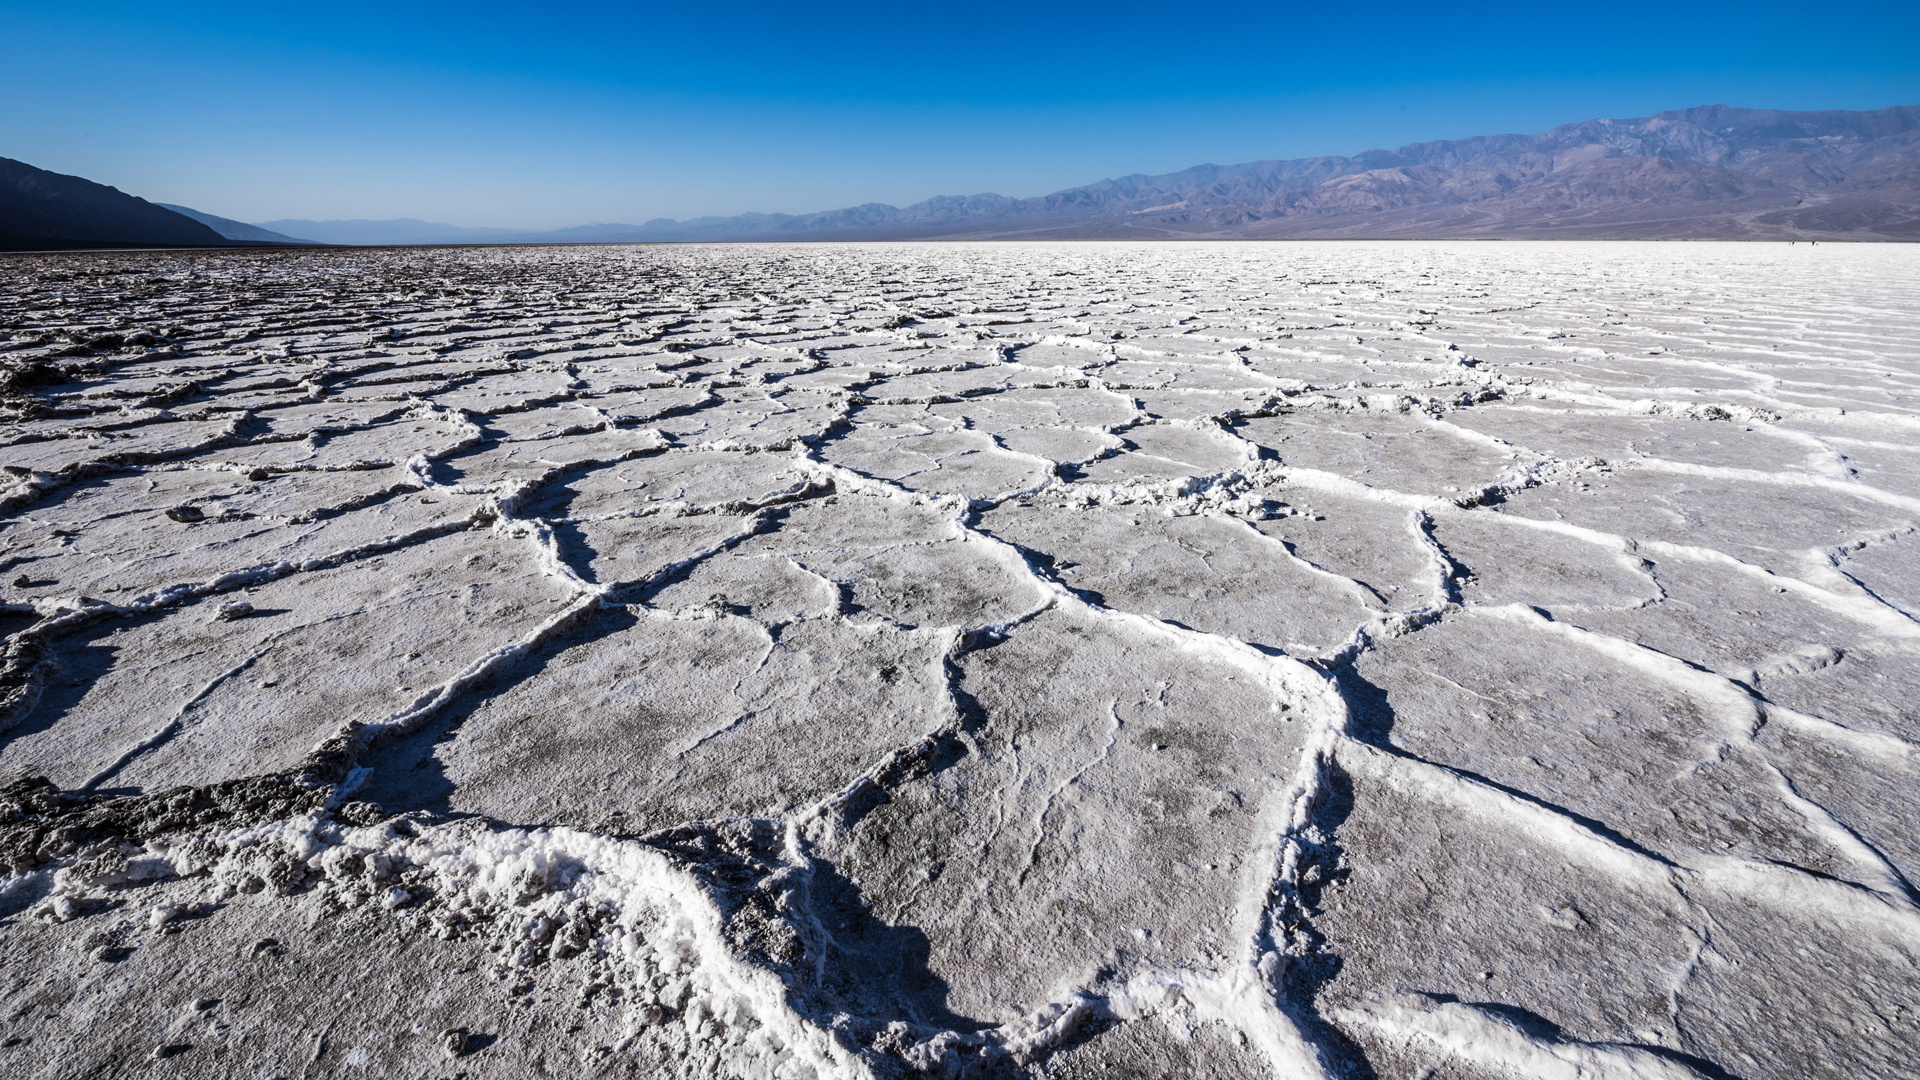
left=651, top=388, right=846, bottom=450
left=1071, top=451, right=1229, bottom=487
left=819, top=427, right=1049, bottom=499
left=1030, top=462, right=1281, bottom=520
left=736, top=354, right=840, bottom=383
left=724, top=496, right=1038, bottom=629
left=1333, top=994, right=1709, bottom=1080
left=1435, top=512, right=1662, bottom=611
left=1097, top=359, right=1238, bottom=390
left=858, top=365, right=1030, bottom=403
left=1814, top=525, right=1920, bottom=619
left=1754, top=721, right=1920, bottom=918
left=928, top=386, right=1139, bottom=433
left=246, top=399, right=415, bottom=439
left=1123, top=389, right=1276, bottom=423
left=1034, top=1012, right=1272, bottom=1078
left=1113, top=423, right=1254, bottom=472
left=836, top=544, right=1040, bottom=628
left=1239, top=355, right=1394, bottom=387
left=645, top=553, right=842, bottom=623
left=588, top=385, right=718, bottom=425
left=327, top=359, right=517, bottom=396
left=432, top=426, right=670, bottom=484
left=771, top=365, right=882, bottom=392
left=568, top=357, right=690, bottom=393
left=1115, top=335, right=1267, bottom=364
left=978, top=503, right=1376, bottom=655
left=729, top=485, right=956, bottom=553
left=836, top=402, right=951, bottom=431
left=420, top=369, right=579, bottom=413
left=983, top=426, right=1118, bottom=470
left=995, top=340, right=1112, bottom=370
left=1557, top=555, right=1914, bottom=726
left=1488, top=466, right=1912, bottom=561
left=1235, top=412, right=1518, bottom=498
left=1445, top=408, right=1827, bottom=477
left=73, top=812, right=872, bottom=1077
left=5, top=241, right=1919, bottom=1079
left=218, top=409, right=481, bottom=474
left=1751, top=644, right=1920, bottom=750
left=1312, top=767, right=1705, bottom=1063
left=1649, top=882, right=1920, bottom=1079
left=52, top=365, right=214, bottom=398
left=463, top=401, right=609, bottom=442
left=1239, top=491, right=1440, bottom=615
left=538, top=510, right=771, bottom=594
left=1578, top=353, right=1789, bottom=399
left=1754, top=643, right=1845, bottom=678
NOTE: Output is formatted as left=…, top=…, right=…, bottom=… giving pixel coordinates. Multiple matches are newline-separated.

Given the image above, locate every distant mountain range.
left=7, top=104, right=1918, bottom=249
left=235, top=104, right=1919, bottom=244
left=244, top=218, right=515, bottom=245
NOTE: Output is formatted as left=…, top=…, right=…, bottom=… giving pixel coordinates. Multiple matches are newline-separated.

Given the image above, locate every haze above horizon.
left=3, top=0, right=1916, bottom=229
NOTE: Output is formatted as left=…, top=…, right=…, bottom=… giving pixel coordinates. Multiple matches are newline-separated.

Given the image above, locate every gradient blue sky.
left=3, top=1, right=1916, bottom=228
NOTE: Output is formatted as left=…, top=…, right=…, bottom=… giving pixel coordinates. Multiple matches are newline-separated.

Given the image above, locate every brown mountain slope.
left=603, top=103, right=1920, bottom=241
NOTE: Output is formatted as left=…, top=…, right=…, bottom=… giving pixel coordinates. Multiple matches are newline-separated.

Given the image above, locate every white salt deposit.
left=0, top=241, right=1915, bottom=1078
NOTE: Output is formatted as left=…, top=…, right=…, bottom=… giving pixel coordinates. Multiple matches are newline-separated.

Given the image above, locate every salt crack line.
left=1475, top=603, right=1920, bottom=908
left=79, top=649, right=272, bottom=791
left=1314, top=510, right=1463, bottom=669
left=1332, top=994, right=1710, bottom=1080
left=324, top=591, right=607, bottom=758
left=1269, top=464, right=1920, bottom=640
left=1335, top=738, right=1920, bottom=944
left=1476, top=604, right=1919, bottom=765
left=1621, top=455, right=1920, bottom=514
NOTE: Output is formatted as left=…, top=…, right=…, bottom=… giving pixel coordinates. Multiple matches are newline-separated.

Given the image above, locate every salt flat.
left=1, top=241, right=1916, bottom=1079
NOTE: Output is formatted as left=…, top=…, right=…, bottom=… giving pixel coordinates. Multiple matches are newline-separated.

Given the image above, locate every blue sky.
left=2, top=1, right=1915, bottom=228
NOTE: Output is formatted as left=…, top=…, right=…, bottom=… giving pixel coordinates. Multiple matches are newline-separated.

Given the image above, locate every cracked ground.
left=1, top=241, right=1917, bottom=1079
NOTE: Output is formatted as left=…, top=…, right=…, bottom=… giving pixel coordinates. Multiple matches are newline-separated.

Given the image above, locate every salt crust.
left=2, top=241, right=1917, bottom=1078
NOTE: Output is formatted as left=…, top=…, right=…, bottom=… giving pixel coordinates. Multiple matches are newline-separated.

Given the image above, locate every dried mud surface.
left=1, top=241, right=1916, bottom=1079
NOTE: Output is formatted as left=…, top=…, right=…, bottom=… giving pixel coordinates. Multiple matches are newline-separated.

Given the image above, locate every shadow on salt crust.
left=3, top=470, right=478, bottom=602
left=0, top=533, right=572, bottom=792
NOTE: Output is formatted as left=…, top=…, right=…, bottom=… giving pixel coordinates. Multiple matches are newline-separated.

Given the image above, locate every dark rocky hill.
left=0, top=158, right=231, bottom=251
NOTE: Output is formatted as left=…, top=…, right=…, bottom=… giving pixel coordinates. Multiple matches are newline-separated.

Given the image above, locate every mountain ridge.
left=617, top=103, right=1920, bottom=242
left=551, top=103, right=1920, bottom=243
left=157, top=205, right=314, bottom=245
